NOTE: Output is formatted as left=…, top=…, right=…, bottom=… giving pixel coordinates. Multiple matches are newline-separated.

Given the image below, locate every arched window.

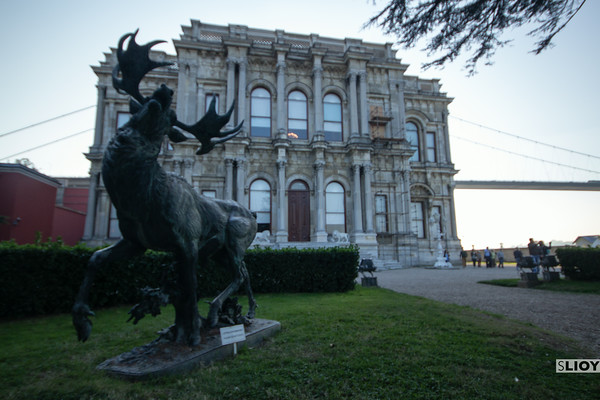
left=323, top=93, right=342, bottom=142
left=287, top=90, right=308, bottom=140
left=326, top=182, right=345, bottom=233
left=249, top=179, right=271, bottom=232
left=250, top=88, right=271, bottom=137
left=405, top=122, right=420, bottom=162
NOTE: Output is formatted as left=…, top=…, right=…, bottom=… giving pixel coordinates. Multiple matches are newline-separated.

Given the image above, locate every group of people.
left=458, top=238, right=552, bottom=269
left=462, top=247, right=505, bottom=268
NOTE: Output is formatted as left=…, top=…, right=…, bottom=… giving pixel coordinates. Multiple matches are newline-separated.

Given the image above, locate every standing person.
left=476, top=251, right=482, bottom=267
left=528, top=238, right=541, bottom=265
left=484, top=247, right=491, bottom=268
left=539, top=241, right=552, bottom=259
left=497, top=249, right=505, bottom=268
left=513, top=247, right=523, bottom=266
left=490, top=249, right=496, bottom=268
left=460, top=248, right=468, bottom=267
left=471, top=248, right=477, bottom=267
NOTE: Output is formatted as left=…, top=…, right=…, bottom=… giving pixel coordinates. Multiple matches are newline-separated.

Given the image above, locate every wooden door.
left=288, top=181, right=310, bottom=242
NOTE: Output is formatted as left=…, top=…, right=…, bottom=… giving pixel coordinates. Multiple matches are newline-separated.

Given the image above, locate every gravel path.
left=375, top=266, right=600, bottom=357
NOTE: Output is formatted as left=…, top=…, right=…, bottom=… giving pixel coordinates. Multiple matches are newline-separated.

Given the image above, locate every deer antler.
left=175, top=97, right=244, bottom=155
left=111, top=30, right=243, bottom=154
left=112, top=29, right=173, bottom=104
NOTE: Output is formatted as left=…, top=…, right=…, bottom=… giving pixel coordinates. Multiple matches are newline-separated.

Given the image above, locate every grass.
left=1, top=287, right=598, bottom=400
left=479, top=278, right=600, bottom=294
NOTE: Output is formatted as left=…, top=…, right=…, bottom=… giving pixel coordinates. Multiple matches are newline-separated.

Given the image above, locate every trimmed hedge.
left=0, top=240, right=358, bottom=318
left=556, top=247, right=600, bottom=281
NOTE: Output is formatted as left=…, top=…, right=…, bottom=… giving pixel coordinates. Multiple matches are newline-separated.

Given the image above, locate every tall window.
left=323, top=93, right=342, bottom=142
left=375, top=194, right=388, bottom=233
left=205, top=93, right=219, bottom=113
left=287, top=90, right=308, bottom=140
left=326, top=182, right=345, bottom=233
left=116, top=112, right=130, bottom=129
left=410, top=201, right=425, bottom=238
left=249, top=179, right=271, bottom=232
left=426, top=132, right=436, bottom=162
left=250, top=88, right=271, bottom=137
left=406, top=122, right=420, bottom=162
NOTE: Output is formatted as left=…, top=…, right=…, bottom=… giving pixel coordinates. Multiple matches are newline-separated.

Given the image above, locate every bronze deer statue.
left=72, top=30, right=257, bottom=346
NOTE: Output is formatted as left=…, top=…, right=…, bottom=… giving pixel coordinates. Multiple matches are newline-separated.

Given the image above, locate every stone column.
left=276, top=56, right=286, bottom=136
left=237, top=59, right=247, bottom=130
left=92, top=85, right=106, bottom=150
left=402, top=170, right=412, bottom=233
left=235, top=158, right=246, bottom=204
left=183, top=158, right=194, bottom=184
left=103, top=103, right=115, bottom=146
left=82, top=173, right=99, bottom=240
left=348, top=71, right=359, bottom=138
left=94, top=190, right=110, bottom=239
left=392, top=169, right=404, bottom=234
left=276, top=160, right=288, bottom=242
left=363, top=163, right=374, bottom=233
left=196, top=84, right=205, bottom=120
left=351, top=163, right=363, bottom=233
left=448, top=183, right=458, bottom=238
left=313, top=161, right=327, bottom=241
left=359, top=71, right=369, bottom=137
left=397, top=79, right=406, bottom=138
left=226, top=58, right=236, bottom=128
left=312, top=64, right=323, bottom=136
left=224, top=158, right=234, bottom=200
left=442, top=109, right=452, bottom=163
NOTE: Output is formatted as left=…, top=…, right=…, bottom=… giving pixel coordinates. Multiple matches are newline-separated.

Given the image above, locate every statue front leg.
left=73, top=239, right=144, bottom=342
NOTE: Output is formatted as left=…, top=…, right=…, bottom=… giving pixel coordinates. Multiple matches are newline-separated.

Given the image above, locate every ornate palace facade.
left=83, top=21, right=461, bottom=268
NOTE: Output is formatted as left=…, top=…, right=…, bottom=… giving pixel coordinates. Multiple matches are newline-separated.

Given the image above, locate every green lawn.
left=1, top=287, right=598, bottom=399
left=479, top=278, right=600, bottom=294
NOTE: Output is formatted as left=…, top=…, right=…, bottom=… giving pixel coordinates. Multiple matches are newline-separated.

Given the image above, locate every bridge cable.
left=0, top=128, right=93, bottom=161
left=449, top=115, right=600, bottom=160
left=0, top=105, right=96, bottom=139
left=451, top=134, right=600, bottom=175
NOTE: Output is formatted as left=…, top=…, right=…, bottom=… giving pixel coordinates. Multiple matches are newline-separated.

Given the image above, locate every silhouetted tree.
left=366, top=0, right=587, bottom=74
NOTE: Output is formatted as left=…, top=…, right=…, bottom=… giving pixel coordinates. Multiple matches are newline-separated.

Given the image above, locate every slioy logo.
left=556, top=359, right=600, bottom=373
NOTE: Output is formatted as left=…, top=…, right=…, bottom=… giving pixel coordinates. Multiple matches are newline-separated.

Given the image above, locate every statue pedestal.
left=361, top=276, right=378, bottom=287
left=97, top=319, right=280, bottom=380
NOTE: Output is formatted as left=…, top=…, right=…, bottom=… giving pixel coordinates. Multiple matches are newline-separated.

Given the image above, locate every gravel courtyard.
left=375, top=266, right=600, bottom=357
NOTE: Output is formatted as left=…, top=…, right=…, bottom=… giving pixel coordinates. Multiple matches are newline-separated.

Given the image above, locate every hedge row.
left=0, top=240, right=359, bottom=318
left=555, top=247, right=600, bottom=281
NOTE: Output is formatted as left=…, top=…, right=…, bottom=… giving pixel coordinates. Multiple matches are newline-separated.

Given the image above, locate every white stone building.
left=83, top=21, right=461, bottom=268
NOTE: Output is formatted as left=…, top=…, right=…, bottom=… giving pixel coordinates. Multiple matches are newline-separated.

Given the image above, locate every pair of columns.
left=351, top=163, right=374, bottom=234
left=347, top=71, right=369, bottom=138
left=224, top=158, right=246, bottom=202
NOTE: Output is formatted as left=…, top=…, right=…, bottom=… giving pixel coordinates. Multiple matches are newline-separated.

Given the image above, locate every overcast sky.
left=1, top=0, right=599, bottom=250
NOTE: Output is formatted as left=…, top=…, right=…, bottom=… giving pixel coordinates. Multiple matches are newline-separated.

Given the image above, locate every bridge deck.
left=454, top=181, right=600, bottom=191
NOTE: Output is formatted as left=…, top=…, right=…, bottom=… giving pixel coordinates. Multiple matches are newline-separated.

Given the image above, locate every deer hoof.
left=72, top=303, right=95, bottom=342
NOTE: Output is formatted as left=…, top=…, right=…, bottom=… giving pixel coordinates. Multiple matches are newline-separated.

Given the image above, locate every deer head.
left=112, top=30, right=243, bottom=154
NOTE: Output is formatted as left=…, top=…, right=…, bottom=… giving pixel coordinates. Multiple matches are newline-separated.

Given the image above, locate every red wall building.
left=0, top=164, right=88, bottom=245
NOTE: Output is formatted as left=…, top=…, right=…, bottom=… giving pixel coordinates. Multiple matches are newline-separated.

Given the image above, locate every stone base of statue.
left=97, top=319, right=280, bottom=380
left=518, top=272, right=540, bottom=288
left=542, top=270, right=561, bottom=282
left=433, top=257, right=455, bottom=269
left=361, top=276, right=378, bottom=287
